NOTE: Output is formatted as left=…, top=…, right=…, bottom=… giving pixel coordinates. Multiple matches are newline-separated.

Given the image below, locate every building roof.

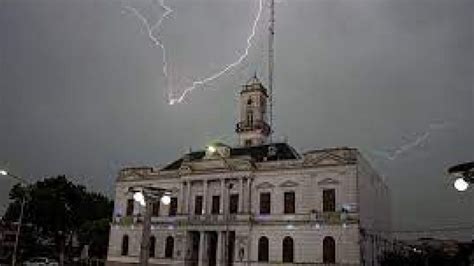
left=162, top=142, right=300, bottom=171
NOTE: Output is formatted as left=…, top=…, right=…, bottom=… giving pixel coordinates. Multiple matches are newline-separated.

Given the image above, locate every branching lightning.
left=372, top=122, right=449, bottom=161
left=168, top=0, right=265, bottom=105
left=123, top=0, right=265, bottom=105
left=123, top=0, right=173, bottom=89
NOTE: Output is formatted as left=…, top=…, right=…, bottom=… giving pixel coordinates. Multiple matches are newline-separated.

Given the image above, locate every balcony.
left=187, top=213, right=251, bottom=225
left=253, top=211, right=359, bottom=225
left=112, top=211, right=358, bottom=227
left=235, top=120, right=271, bottom=135
left=113, top=215, right=188, bottom=226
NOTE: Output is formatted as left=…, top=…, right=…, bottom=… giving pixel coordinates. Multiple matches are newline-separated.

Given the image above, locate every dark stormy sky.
left=1, top=0, right=473, bottom=238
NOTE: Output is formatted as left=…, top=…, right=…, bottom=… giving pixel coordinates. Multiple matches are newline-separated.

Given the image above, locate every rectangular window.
left=260, top=192, right=271, bottom=214
left=194, top=195, right=203, bottom=215
left=169, top=197, right=178, bottom=216
left=229, top=194, right=239, bottom=214
left=152, top=202, right=160, bottom=217
left=211, top=195, right=220, bottom=214
left=323, top=189, right=336, bottom=212
left=126, top=199, right=134, bottom=216
left=284, top=191, right=295, bottom=214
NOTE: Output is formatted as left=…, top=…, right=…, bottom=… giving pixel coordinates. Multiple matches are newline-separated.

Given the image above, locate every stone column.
left=220, top=179, right=225, bottom=214
left=216, top=231, right=223, bottom=266
left=203, top=180, right=208, bottom=214
left=186, top=181, right=192, bottom=214
left=239, top=178, right=244, bottom=213
left=198, top=231, right=206, bottom=266
left=179, top=182, right=184, bottom=214
left=246, top=178, right=252, bottom=213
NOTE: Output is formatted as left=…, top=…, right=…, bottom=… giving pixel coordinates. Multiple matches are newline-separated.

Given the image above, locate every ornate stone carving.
left=279, top=180, right=299, bottom=187
left=317, top=177, right=340, bottom=185
left=255, top=181, right=275, bottom=189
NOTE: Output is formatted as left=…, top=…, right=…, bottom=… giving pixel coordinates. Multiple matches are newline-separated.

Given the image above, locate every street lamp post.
left=129, top=186, right=171, bottom=266
left=224, top=183, right=233, bottom=266
left=0, top=169, right=30, bottom=266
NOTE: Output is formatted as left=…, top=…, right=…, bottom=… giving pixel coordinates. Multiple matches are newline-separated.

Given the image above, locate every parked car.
left=23, top=257, right=58, bottom=266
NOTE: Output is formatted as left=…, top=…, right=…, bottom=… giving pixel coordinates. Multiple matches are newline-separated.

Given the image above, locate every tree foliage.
left=3, top=175, right=113, bottom=263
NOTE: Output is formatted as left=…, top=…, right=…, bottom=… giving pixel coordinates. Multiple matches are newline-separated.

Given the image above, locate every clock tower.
left=235, top=75, right=271, bottom=146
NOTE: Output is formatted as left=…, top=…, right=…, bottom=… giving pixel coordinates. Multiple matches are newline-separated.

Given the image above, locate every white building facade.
left=107, top=78, right=391, bottom=266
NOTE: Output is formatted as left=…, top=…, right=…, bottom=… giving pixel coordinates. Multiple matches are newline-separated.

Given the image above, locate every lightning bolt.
left=372, top=121, right=449, bottom=161
left=373, top=132, right=431, bottom=161
left=123, top=0, right=265, bottom=105
left=123, top=0, right=173, bottom=88
left=168, top=0, right=265, bottom=105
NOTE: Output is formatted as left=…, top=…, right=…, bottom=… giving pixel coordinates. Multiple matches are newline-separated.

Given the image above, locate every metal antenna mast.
left=268, top=0, right=275, bottom=143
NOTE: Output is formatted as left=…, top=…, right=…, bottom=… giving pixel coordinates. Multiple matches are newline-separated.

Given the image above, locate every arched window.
left=165, top=236, right=174, bottom=258
left=149, top=236, right=156, bottom=258
left=258, top=236, right=269, bottom=262
left=282, top=236, right=294, bottom=263
left=323, top=236, right=336, bottom=263
left=121, top=235, right=129, bottom=256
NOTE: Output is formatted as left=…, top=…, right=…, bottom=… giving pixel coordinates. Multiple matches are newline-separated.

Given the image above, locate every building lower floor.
left=107, top=224, right=373, bottom=265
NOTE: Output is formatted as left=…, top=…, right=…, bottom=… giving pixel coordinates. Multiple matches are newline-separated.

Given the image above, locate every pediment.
left=230, top=160, right=254, bottom=171
left=256, top=182, right=275, bottom=189
left=279, top=180, right=299, bottom=188
left=121, top=175, right=139, bottom=181
left=304, top=152, right=349, bottom=166
left=317, top=178, right=340, bottom=185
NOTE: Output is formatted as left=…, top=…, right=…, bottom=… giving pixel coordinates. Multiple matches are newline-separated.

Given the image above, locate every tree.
left=3, top=175, right=113, bottom=265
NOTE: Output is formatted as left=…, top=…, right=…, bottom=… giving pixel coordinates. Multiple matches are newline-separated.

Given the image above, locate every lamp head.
left=454, top=177, right=469, bottom=192
left=161, top=195, right=171, bottom=205
left=133, top=191, right=146, bottom=206
left=447, top=162, right=473, bottom=192
left=0, top=170, right=7, bottom=176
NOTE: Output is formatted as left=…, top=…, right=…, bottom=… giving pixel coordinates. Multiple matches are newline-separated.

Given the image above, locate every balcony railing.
left=252, top=211, right=358, bottom=224
left=187, top=213, right=251, bottom=225
left=112, top=211, right=358, bottom=226
left=235, top=120, right=271, bottom=135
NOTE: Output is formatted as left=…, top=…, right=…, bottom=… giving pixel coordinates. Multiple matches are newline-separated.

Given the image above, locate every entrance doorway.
left=207, top=232, right=218, bottom=266
left=226, top=231, right=235, bottom=266
left=187, top=231, right=200, bottom=266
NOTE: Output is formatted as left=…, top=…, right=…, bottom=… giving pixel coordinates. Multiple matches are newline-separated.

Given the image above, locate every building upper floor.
left=112, top=144, right=390, bottom=230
